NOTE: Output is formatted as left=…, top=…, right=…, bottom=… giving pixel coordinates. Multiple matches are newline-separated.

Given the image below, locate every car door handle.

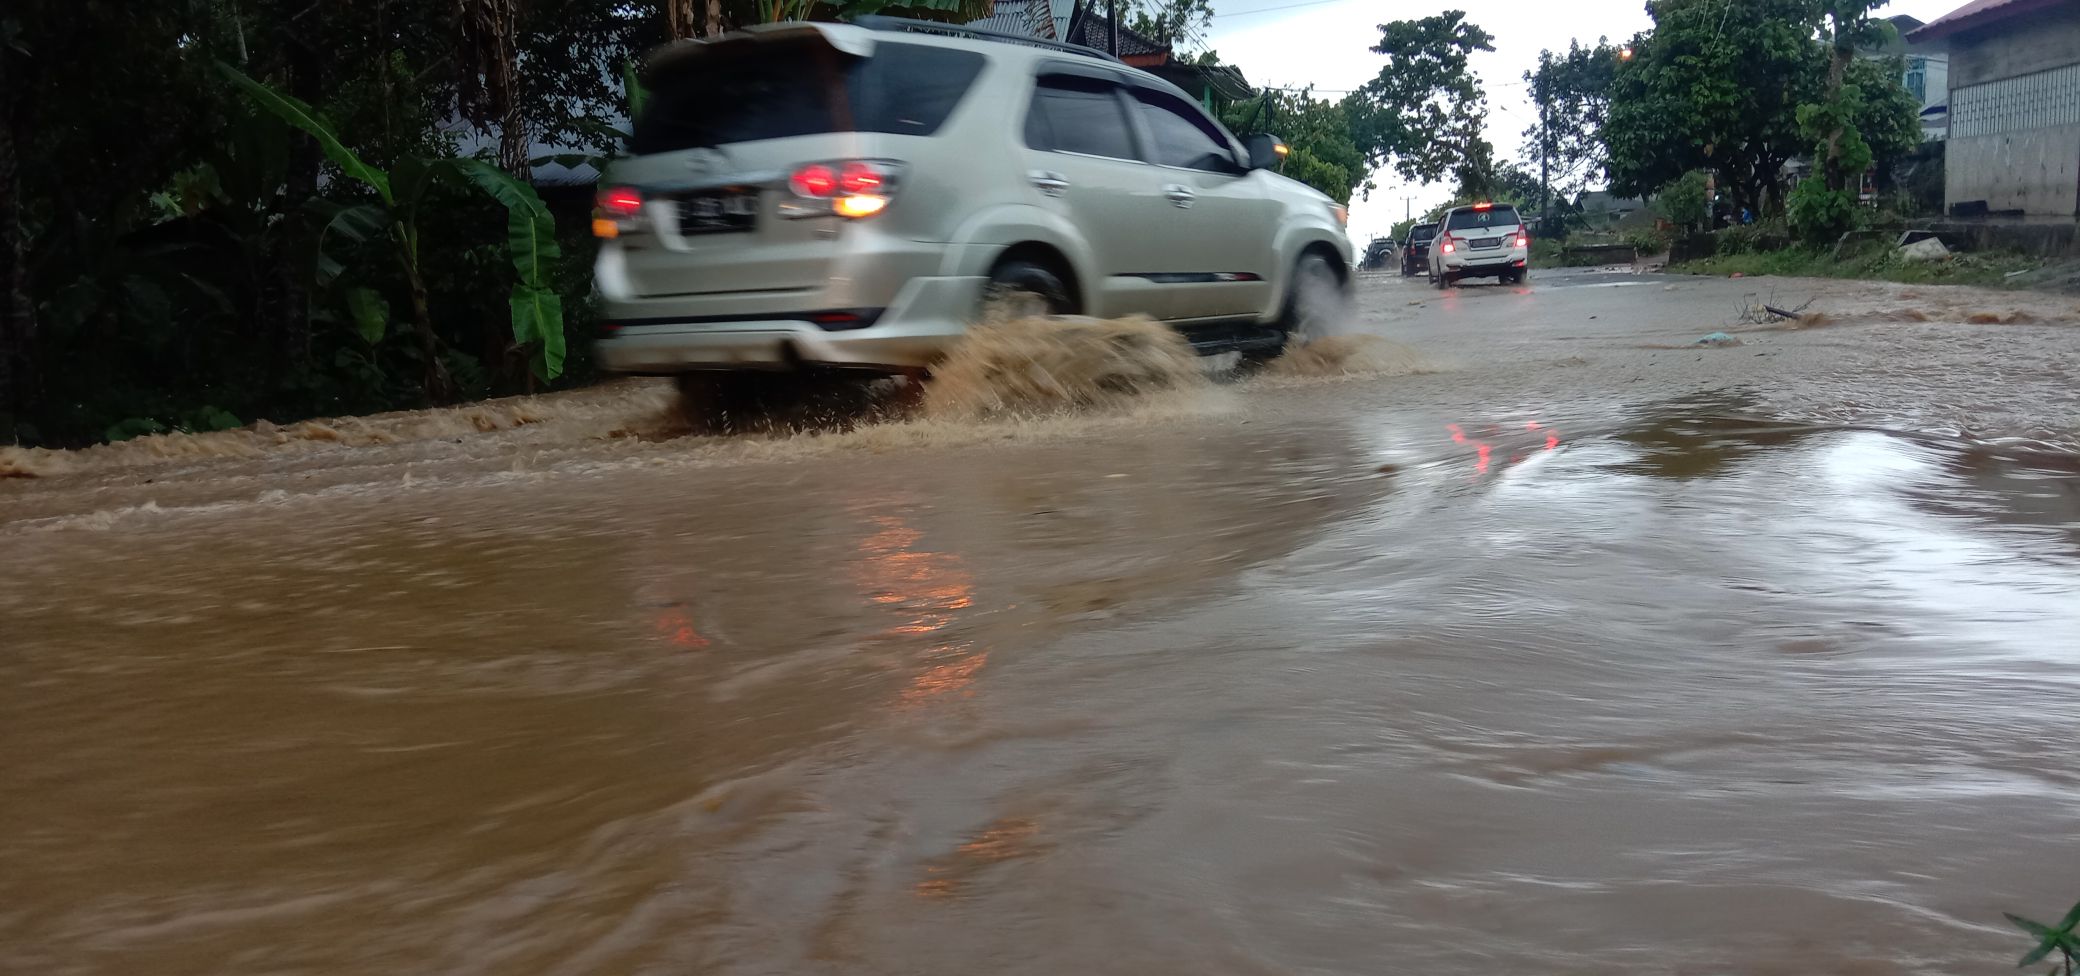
left=1164, top=184, right=1196, bottom=208
left=1028, top=170, right=1069, bottom=197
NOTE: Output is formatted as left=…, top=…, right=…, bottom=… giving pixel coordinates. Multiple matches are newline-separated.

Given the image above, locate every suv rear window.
left=634, top=41, right=986, bottom=154
left=1409, top=224, right=1437, bottom=242
left=1445, top=206, right=1521, bottom=231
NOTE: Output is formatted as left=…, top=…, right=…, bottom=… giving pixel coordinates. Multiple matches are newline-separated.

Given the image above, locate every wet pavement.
left=5, top=269, right=2080, bottom=974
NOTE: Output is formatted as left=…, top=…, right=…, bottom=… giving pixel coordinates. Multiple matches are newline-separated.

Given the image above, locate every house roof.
left=1577, top=190, right=1644, bottom=211
left=965, top=0, right=1071, bottom=40
left=1146, top=61, right=1254, bottom=101
left=1908, top=0, right=2066, bottom=41
left=1062, top=4, right=1169, bottom=60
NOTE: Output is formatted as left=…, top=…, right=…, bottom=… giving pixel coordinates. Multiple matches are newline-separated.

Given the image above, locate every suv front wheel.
left=1280, top=252, right=1347, bottom=342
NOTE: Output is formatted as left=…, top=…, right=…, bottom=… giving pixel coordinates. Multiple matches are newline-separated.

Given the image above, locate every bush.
left=1788, top=180, right=1858, bottom=245
left=1715, top=215, right=1790, bottom=255
left=1657, top=171, right=1710, bottom=232
left=1625, top=226, right=1676, bottom=255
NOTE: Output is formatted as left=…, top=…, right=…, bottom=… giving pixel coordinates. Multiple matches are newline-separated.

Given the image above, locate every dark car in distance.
left=1400, top=222, right=1438, bottom=277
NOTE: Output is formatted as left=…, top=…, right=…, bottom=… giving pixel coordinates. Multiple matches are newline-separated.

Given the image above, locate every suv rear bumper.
left=1439, top=251, right=1528, bottom=275
left=595, top=273, right=985, bottom=373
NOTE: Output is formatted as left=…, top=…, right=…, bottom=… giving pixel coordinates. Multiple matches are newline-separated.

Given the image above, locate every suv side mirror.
left=1245, top=133, right=1288, bottom=171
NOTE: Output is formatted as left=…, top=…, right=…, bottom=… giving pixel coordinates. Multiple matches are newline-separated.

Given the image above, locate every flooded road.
left=6, top=270, right=2080, bottom=974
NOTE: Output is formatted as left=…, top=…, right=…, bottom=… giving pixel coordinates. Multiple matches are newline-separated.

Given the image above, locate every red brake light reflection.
left=790, top=164, right=838, bottom=198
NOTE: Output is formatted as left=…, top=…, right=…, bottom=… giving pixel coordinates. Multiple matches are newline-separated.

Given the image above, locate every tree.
left=1602, top=0, right=1824, bottom=218
left=224, top=65, right=569, bottom=396
left=1813, top=0, right=1888, bottom=193
left=1849, top=55, right=1923, bottom=169
left=1453, top=133, right=1500, bottom=201
left=1347, top=11, right=1495, bottom=185
left=1492, top=162, right=1544, bottom=210
left=1524, top=39, right=1623, bottom=214
left=1788, top=1, right=1922, bottom=241
left=1128, top=0, right=1213, bottom=56
left=1221, top=88, right=1371, bottom=204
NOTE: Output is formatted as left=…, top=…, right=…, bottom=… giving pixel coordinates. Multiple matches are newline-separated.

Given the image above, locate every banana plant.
left=219, top=63, right=566, bottom=398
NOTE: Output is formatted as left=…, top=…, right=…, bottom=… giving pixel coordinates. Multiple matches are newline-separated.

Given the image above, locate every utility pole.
left=1404, top=196, right=1414, bottom=221
left=1107, top=0, right=1119, bottom=55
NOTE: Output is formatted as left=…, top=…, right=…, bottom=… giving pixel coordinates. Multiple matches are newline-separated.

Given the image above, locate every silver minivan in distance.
left=1427, top=202, right=1530, bottom=287
left=591, top=18, right=1354, bottom=394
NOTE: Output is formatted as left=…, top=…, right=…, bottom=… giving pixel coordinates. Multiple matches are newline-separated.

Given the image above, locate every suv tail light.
left=782, top=159, right=902, bottom=220
left=1515, top=232, right=1530, bottom=248
left=593, top=186, right=645, bottom=239
left=1440, top=236, right=1457, bottom=255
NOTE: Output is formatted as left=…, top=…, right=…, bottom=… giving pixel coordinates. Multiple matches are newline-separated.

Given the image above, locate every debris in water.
left=0, top=382, right=678, bottom=478
left=0, top=447, right=71, bottom=479
left=923, top=315, right=1205, bottom=420
left=1696, top=332, right=1741, bottom=347
left=1962, top=310, right=2041, bottom=325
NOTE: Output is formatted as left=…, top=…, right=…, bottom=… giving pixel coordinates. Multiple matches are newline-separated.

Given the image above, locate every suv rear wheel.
left=982, top=259, right=1075, bottom=322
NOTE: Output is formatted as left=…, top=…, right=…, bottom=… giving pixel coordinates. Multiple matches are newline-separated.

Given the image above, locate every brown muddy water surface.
left=5, top=271, right=2080, bottom=974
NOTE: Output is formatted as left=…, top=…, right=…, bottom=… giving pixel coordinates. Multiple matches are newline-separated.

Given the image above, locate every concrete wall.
left=1944, top=124, right=2080, bottom=215
left=1942, top=5, right=2080, bottom=216
left=1947, top=3, right=2080, bottom=88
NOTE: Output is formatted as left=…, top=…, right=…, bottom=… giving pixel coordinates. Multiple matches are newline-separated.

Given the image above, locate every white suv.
left=1428, top=203, right=1530, bottom=287
left=591, top=18, right=1353, bottom=385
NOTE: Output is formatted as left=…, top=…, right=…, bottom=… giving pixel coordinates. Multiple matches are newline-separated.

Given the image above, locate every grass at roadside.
left=1669, top=246, right=2048, bottom=288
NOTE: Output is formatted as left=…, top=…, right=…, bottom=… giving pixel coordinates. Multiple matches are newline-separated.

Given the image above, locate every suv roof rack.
left=848, top=14, right=1125, bottom=64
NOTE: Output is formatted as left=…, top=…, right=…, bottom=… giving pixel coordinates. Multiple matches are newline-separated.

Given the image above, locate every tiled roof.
left=1908, top=0, right=2065, bottom=41
left=1063, top=6, right=1169, bottom=58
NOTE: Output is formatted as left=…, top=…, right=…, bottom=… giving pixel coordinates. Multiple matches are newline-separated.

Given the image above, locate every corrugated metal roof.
left=1908, top=0, right=2065, bottom=41
left=966, top=0, right=1056, bottom=38
left=964, top=0, right=1074, bottom=41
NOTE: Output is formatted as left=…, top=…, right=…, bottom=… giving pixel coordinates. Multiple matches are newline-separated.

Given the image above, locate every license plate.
left=1470, top=237, right=1503, bottom=250
left=677, top=189, right=759, bottom=234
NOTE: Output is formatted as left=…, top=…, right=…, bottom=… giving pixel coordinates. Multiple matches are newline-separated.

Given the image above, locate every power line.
left=1212, top=0, right=1352, bottom=22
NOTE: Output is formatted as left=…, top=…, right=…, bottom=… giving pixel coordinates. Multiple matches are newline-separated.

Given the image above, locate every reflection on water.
left=1447, top=420, right=1562, bottom=476
left=5, top=400, right=2080, bottom=975
left=850, top=511, right=986, bottom=706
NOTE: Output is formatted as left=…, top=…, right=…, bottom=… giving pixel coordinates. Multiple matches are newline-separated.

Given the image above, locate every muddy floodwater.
left=5, top=270, right=2080, bottom=974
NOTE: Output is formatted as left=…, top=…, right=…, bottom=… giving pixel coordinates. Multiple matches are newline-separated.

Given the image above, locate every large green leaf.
left=443, top=159, right=558, bottom=285
left=622, top=60, right=648, bottom=121
left=217, top=63, right=391, bottom=203
left=509, top=284, right=567, bottom=381
left=436, top=159, right=565, bottom=380
left=307, top=201, right=389, bottom=288
left=2056, top=900, right=2080, bottom=934
left=345, top=287, right=389, bottom=344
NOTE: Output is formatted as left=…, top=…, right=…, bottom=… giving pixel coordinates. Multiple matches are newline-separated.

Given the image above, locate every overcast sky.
left=1201, top=0, right=1964, bottom=243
